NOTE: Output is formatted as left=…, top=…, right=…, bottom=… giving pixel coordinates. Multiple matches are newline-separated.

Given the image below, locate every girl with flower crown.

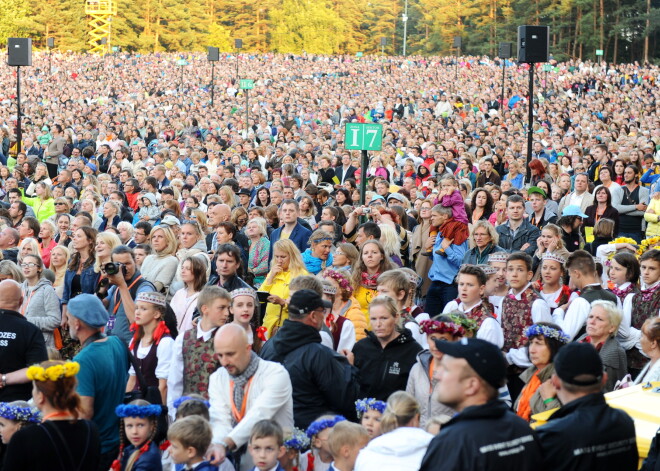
left=126, top=292, right=176, bottom=404
left=514, top=323, right=569, bottom=421
left=406, top=314, right=474, bottom=427
left=280, top=428, right=310, bottom=471
left=535, top=252, right=577, bottom=315
left=350, top=241, right=396, bottom=324
left=229, top=287, right=263, bottom=354
left=0, top=400, right=41, bottom=444
left=320, top=269, right=368, bottom=341
left=300, top=415, right=346, bottom=471
left=321, top=281, right=356, bottom=352
left=4, top=360, right=101, bottom=470
left=113, top=399, right=163, bottom=471
left=355, top=398, right=386, bottom=439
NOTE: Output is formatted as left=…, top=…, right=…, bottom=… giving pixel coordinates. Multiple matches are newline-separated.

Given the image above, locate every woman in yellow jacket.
left=21, top=182, right=56, bottom=223
left=350, top=240, right=396, bottom=324
left=320, top=268, right=370, bottom=341
left=260, top=239, right=309, bottom=338
left=644, top=191, right=660, bottom=238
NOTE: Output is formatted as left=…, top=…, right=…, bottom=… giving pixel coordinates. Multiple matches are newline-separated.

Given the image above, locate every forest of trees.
left=0, top=0, right=657, bottom=63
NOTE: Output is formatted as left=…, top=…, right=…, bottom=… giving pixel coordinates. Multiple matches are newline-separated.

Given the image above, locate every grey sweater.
left=21, top=278, right=61, bottom=349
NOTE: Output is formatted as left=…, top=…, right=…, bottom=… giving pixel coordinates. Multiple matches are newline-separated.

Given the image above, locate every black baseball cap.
left=433, top=338, right=507, bottom=389
left=554, top=342, right=603, bottom=386
left=288, top=289, right=332, bottom=316
left=237, top=188, right=252, bottom=197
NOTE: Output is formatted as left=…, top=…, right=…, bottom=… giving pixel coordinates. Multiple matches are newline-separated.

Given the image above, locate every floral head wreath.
left=419, top=319, right=466, bottom=337
left=172, top=396, right=210, bottom=409
left=448, top=314, right=479, bottom=335
left=322, top=269, right=353, bottom=296
left=115, top=404, right=163, bottom=418
left=0, top=403, right=41, bottom=424
left=637, top=237, right=660, bottom=258
left=355, top=398, right=386, bottom=418
left=26, top=361, right=80, bottom=382
left=305, top=415, right=346, bottom=438
left=525, top=324, right=570, bottom=344
left=284, top=428, right=310, bottom=451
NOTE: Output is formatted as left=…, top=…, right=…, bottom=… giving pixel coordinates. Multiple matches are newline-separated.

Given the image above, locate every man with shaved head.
left=0, top=280, right=48, bottom=401
left=206, top=202, right=249, bottom=254
left=207, top=313, right=293, bottom=467
left=0, top=227, right=20, bottom=263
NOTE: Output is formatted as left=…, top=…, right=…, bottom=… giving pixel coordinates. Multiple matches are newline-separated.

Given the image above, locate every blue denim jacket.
left=62, top=264, right=100, bottom=304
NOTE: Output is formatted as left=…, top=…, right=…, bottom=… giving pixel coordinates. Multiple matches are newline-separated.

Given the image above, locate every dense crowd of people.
left=0, top=50, right=658, bottom=470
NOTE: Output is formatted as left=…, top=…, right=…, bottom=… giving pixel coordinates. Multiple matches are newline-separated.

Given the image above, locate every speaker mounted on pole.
left=7, top=38, right=32, bottom=67
left=517, top=25, right=549, bottom=63
left=499, top=42, right=512, bottom=59
left=453, top=36, right=462, bottom=49
left=207, top=47, right=219, bottom=62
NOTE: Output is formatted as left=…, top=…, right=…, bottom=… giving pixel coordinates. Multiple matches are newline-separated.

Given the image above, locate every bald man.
left=0, top=280, right=48, bottom=401
left=207, top=323, right=293, bottom=468
left=206, top=203, right=249, bottom=253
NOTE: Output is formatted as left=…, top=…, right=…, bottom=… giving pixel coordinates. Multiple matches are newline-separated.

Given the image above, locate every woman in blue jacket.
left=62, top=226, right=100, bottom=325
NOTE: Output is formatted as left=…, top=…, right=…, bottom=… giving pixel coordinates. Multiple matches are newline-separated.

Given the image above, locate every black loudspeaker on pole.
left=517, top=25, right=549, bottom=184
left=47, top=38, right=54, bottom=48
left=7, top=38, right=32, bottom=155
left=499, top=42, right=512, bottom=109
left=208, top=47, right=219, bottom=107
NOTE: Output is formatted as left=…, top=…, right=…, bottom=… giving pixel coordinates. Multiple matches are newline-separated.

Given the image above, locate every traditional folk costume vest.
left=629, top=285, right=660, bottom=370
left=182, top=328, right=218, bottom=398
left=502, top=286, right=540, bottom=351
left=609, top=283, right=636, bottom=305
left=453, top=299, right=496, bottom=327
left=331, top=315, right=348, bottom=351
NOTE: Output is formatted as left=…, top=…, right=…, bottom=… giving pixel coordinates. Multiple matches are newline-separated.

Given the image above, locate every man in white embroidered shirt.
left=207, top=322, right=293, bottom=470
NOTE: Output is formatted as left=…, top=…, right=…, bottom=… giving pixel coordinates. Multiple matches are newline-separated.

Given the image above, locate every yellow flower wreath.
left=26, top=362, right=80, bottom=382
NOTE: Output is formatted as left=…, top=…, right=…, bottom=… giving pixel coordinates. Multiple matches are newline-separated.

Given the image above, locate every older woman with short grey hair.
left=577, top=300, right=627, bottom=392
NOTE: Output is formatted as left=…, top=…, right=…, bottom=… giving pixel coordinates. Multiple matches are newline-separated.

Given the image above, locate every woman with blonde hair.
left=140, top=225, right=179, bottom=294
left=260, top=239, right=309, bottom=337
left=18, top=237, right=41, bottom=265
left=379, top=225, right=404, bottom=267
left=246, top=217, right=270, bottom=288
left=39, top=219, right=58, bottom=268
left=299, top=196, right=318, bottom=229
left=218, top=186, right=237, bottom=208
left=50, top=245, right=70, bottom=299
left=354, top=391, right=432, bottom=471
left=25, top=162, right=52, bottom=196
left=21, top=181, right=56, bottom=222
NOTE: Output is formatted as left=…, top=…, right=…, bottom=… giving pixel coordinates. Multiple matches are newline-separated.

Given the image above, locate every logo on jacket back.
left=389, top=362, right=400, bottom=375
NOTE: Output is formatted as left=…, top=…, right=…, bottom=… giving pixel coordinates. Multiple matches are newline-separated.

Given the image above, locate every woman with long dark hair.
left=61, top=226, right=100, bottom=327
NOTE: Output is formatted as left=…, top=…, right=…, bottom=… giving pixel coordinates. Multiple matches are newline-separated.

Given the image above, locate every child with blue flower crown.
left=280, top=427, right=310, bottom=471
left=0, top=401, right=41, bottom=444
left=300, top=415, right=346, bottom=471
left=355, top=398, right=386, bottom=440
left=113, top=399, right=163, bottom=471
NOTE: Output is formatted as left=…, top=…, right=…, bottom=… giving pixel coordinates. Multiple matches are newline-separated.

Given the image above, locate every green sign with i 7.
left=344, top=123, right=383, bottom=151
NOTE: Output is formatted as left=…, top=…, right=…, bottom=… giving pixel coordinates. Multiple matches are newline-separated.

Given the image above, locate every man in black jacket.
left=260, top=290, right=359, bottom=429
left=536, top=342, right=638, bottom=470
left=0, top=280, right=48, bottom=401
left=419, top=338, right=544, bottom=471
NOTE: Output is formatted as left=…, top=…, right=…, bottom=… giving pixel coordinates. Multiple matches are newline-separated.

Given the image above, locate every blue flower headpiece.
left=284, top=428, right=310, bottom=450
left=0, top=403, right=41, bottom=423
left=355, top=398, right=386, bottom=418
left=115, top=404, right=162, bottom=418
left=525, top=324, right=570, bottom=344
left=173, top=396, right=210, bottom=410
left=305, top=415, right=346, bottom=438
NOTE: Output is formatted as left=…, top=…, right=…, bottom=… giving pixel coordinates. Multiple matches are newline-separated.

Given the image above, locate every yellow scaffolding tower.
left=85, top=0, right=117, bottom=55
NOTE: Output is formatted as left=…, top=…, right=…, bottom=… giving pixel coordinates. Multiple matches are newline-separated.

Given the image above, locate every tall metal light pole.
left=402, top=0, right=408, bottom=56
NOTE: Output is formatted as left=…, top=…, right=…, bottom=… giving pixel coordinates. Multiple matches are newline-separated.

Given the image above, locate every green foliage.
left=0, top=0, right=656, bottom=61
